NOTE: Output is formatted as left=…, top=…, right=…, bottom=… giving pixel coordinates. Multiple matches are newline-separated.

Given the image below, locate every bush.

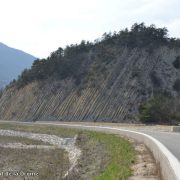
left=0, top=89, right=3, bottom=99
left=138, top=95, right=176, bottom=124
left=149, top=71, right=162, bottom=88
left=173, top=56, right=180, bottom=69
left=173, top=79, right=180, bottom=92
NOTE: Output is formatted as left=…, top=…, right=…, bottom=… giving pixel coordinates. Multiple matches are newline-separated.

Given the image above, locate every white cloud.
left=165, top=19, right=180, bottom=38
left=0, top=0, right=179, bottom=58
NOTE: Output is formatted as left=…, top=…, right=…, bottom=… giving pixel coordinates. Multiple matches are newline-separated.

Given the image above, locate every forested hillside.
left=1, top=23, right=180, bottom=123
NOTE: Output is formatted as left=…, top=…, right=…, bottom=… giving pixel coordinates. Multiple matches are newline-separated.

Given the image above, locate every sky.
left=0, top=0, right=180, bottom=58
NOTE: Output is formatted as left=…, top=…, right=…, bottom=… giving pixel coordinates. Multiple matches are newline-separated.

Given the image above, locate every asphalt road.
left=143, top=131, right=180, bottom=162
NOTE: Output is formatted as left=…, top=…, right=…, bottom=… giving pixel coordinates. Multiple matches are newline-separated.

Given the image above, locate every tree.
left=173, top=56, right=180, bottom=69
left=173, top=79, right=180, bottom=92
left=139, top=95, right=176, bottom=124
left=6, top=23, right=179, bottom=89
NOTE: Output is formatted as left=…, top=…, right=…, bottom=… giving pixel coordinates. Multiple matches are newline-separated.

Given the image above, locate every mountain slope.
left=0, top=23, right=180, bottom=122
left=0, top=43, right=36, bottom=87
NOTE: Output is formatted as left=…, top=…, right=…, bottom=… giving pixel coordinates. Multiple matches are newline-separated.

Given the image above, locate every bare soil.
left=128, top=138, right=161, bottom=180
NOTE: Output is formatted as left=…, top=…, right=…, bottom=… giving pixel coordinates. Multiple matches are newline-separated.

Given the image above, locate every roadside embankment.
left=35, top=122, right=180, bottom=180
left=1, top=121, right=179, bottom=179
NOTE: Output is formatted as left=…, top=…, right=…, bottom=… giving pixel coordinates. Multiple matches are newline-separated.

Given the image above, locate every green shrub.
left=149, top=71, right=162, bottom=88
left=173, top=79, right=180, bottom=92
left=138, top=95, right=176, bottom=124
left=173, top=56, right=180, bottom=69
left=0, top=89, right=3, bottom=99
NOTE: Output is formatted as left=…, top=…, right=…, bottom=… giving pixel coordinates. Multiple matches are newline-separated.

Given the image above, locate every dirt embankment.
left=128, top=138, right=161, bottom=180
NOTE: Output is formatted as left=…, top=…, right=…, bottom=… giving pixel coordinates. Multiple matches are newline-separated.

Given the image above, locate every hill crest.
left=0, top=23, right=180, bottom=123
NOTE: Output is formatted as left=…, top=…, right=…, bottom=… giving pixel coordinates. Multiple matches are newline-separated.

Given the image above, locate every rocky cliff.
left=0, top=24, right=180, bottom=122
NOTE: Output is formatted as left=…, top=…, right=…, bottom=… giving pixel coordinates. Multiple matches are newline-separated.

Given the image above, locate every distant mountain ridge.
left=0, top=42, right=36, bottom=88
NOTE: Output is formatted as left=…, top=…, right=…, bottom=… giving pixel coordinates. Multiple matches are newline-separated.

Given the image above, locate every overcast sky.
left=0, top=0, right=180, bottom=58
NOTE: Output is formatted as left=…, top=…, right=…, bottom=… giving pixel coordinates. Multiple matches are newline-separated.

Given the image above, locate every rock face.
left=0, top=45, right=180, bottom=122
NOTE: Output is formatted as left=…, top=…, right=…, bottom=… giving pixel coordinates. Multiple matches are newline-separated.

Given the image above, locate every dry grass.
left=0, top=147, right=69, bottom=180
left=0, top=135, right=50, bottom=145
left=0, top=122, right=78, bottom=137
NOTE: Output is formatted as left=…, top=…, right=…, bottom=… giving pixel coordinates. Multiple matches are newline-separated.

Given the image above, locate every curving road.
left=143, top=131, right=180, bottom=161
left=34, top=121, right=180, bottom=161
left=1, top=120, right=180, bottom=161
left=35, top=122, right=180, bottom=180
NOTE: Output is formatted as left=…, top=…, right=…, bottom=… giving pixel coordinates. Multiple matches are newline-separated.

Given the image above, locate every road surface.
left=143, top=131, right=180, bottom=161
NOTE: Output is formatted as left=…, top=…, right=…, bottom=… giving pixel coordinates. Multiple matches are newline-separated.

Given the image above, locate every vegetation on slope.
left=2, top=23, right=180, bottom=124
left=7, top=23, right=180, bottom=89
left=138, top=94, right=180, bottom=124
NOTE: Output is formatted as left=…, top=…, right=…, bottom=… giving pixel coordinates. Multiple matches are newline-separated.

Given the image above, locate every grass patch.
left=0, top=122, right=78, bottom=137
left=86, top=131, right=135, bottom=180
left=0, top=122, right=135, bottom=180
